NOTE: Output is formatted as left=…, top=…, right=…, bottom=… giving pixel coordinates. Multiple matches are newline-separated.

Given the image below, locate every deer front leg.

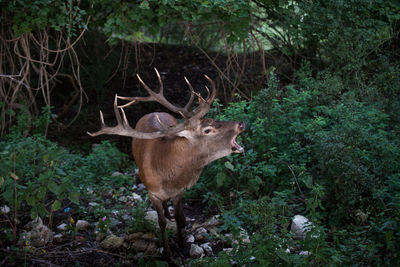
left=172, top=192, right=185, bottom=248
left=149, top=194, right=172, bottom=258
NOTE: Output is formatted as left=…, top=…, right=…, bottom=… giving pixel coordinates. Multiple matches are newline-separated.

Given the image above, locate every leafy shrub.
left=190, top=70, right=400, bottom=265
left=0, top=134, right=128, bottom=225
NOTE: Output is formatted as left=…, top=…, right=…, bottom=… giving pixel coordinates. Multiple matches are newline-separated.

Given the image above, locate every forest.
left=0, top=0, right=399, bottom=266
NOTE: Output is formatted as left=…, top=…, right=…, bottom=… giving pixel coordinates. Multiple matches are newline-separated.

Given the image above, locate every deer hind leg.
left=172, top=192, right=186, bottom=248
left=163, top=201, right=175, bottom=221
left=149, top=194, right=172, bottom=258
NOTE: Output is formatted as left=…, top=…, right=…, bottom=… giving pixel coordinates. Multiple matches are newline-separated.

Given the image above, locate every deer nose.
left=238, top=122, right=246, bottom=131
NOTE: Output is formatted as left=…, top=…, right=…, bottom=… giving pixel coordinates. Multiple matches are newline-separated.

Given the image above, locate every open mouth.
left=231, top=136, right=244, bottom=153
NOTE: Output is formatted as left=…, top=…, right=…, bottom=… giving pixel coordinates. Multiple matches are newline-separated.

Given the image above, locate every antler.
left=87, top=94, right=186, bottom=139
left=87, top=69, right=217, bottom=139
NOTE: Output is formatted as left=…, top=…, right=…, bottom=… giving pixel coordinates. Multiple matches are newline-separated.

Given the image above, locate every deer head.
left=87, top=68, right=245, bottom=157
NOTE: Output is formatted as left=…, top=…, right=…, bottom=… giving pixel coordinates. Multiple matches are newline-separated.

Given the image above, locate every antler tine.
left=188, top=75, right=217, bottom=120
left=183, top=76, right=195, bottom=113
left=113, top=94, right=123, bottom=126
left=205, top=86, right=210, bottom=100
left=136, top=74, right=156, bottom=97
left=119, top=107, right=132, bottom=129
left=136, top=70, right=192, bottom=118
left=154, top=68, right=163, bottom=95
left=204, top=75, right=217, bottom=104
left=99, top=110, right=105, bottom=126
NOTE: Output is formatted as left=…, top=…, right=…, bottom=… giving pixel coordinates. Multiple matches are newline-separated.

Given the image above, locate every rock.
left=95, top=231, right=107, bottom=242
left=202, top=215, right=221, bottom=228
left=131, top=239, right=149, bottom=252
left=109, top=217, right=122, bottom=227
left=209, top=227, right=219, bottom=237
left=200, top=242, right=213, bottom=255
left=100, top=234, right=124, bottom=249
left=190, top=244, right=204, bottom=258
left=76, top=220, right=90, bottom=231
left=355, top=209, right=368, bottom=224
left=136, top=183, right=146, bottom=191
left=1, top=205, right=10, bottom=214
left=194, top=227, right=207, bottom=241
left=132, top=193, right=142, bottom=201
left=24, top=217, right=53, bottom=247
left=127, top=232, right=143, bottom=242
left=299, top=251, right=310, bottom=256
left=186, top=234, right=195, bottom=243
left=122, top=214, right=133, bottom=221
left=291, top=215, right=312, bottom=240
left=144, top=210, right=176, bottom=231
left=118, top=196, right=128, bottom=202
left=131, top=239, right=157, bottom=254
left=57, top=223, right=68, bottom=231
left=141, top=233, right=157, bottom=241
left=54, top=233, right=63, bottom=242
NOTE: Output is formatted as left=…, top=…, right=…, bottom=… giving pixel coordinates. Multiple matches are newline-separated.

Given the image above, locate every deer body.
left=132, top=112, right=204, bottom=201
left=88, top=70, right=245, bottom=257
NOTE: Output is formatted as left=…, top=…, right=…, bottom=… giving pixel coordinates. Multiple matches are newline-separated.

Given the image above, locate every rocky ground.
left=0, top=166, right=313, bottom=266
left=0, top=168, right=254, bottom=266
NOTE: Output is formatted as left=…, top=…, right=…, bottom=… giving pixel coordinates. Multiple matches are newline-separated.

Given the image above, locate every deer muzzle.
left=231, top=122, right=246, bottom=153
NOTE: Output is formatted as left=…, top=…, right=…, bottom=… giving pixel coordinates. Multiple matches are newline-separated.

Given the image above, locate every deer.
left=87, top=69, right=245, bottom=257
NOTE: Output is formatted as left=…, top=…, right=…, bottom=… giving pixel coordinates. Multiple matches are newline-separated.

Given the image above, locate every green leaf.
left=68, top=191, right=79, bottom=204
left=48, top=181, right=60, bottom=195
left=56, top=168, right=67, bottom=176
left=224, top=161, right=235, bottom=171
left=51, top=200, right=61, bottom=211
left=0, top=177, right=4, bottom=188
left=216, top=172, right=226, bottom=188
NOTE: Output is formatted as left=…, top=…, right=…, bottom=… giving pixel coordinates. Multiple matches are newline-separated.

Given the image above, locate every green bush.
left=0, top=134, right=127, bottom=222
left=190, top=70, right=400, bottom=265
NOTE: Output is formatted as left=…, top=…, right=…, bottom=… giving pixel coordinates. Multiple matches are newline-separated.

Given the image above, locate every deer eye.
left=204, top=129, right=210, bottom=134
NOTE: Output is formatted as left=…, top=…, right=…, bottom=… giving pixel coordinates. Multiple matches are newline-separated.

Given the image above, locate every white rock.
left=1, top=205, right=10, bottom=214
left=100, top=234, right=124, bottom=249
left=76, top=220, right=90, bottom=231
left=54, top=233, right=63, bottom=242
left=194, top=227, right=207, bottom=241
left=24, top=217, right=53, bottom=246
left=200, top=242, right=213, bottom=255
left=186, top=234, right=195, bottom=243
left=144, top=210, right=176, bottom=231
left=299, top=251, right=310, bottom=256
left=57, top=223, right=68, bottom=231
left=190, top=244, right=204, bottom=258
left=132, top=193, right=142, bottom=201
left=291, top=215, right=312, bottom=240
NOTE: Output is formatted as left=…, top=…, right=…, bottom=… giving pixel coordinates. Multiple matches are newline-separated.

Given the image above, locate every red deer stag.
left=88, top=69, right=245, bottom=257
